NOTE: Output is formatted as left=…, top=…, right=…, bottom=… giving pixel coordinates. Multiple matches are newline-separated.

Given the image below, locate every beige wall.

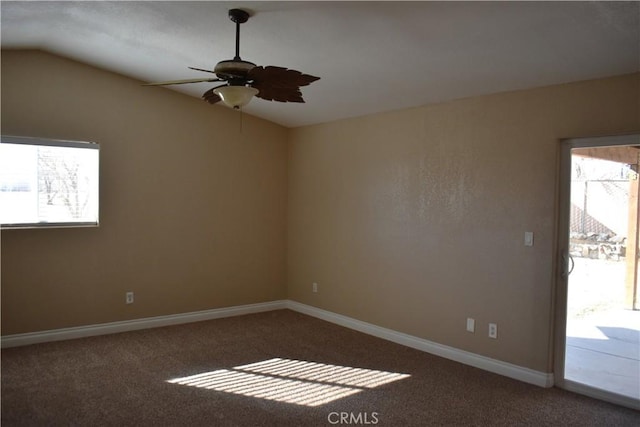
left=1, top=50, right=288, bottom=334
left=3, top=49, right=639, bottom=374
left=287, top=73, right=640, bottom=372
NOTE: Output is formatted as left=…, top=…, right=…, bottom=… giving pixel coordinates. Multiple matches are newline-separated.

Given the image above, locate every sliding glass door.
left=555, top=134, right=640, bottom=410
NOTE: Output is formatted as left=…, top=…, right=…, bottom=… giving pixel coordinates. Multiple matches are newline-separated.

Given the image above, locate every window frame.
left=0, top=135, right=100, bottom=229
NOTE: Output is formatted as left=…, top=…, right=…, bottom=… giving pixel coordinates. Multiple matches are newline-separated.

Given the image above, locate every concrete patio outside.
left=565, top=257, right=640, bottom=400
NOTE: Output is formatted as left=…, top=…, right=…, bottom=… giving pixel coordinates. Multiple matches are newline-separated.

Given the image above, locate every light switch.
left=466, top=318, right=475, bottom=333
left=524, top=231, right=534, bottom=247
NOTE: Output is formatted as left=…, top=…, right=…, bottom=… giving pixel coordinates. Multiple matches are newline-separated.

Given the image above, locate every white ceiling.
left=2, top=1, right=639, bottom=128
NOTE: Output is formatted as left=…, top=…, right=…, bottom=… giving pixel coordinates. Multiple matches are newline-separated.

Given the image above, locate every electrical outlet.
left=312, top=282, right=318, bottom=293
left=466, top=318, right=475, bottom=333
left=126, top=291, right=134, bottom=304
left=489, top=323, right=498, bottom=339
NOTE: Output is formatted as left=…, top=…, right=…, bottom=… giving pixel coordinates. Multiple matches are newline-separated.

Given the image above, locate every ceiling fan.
left=144, top=8, right=320, bottom=110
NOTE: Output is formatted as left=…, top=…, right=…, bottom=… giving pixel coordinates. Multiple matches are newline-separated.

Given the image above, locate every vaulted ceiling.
left=2, top=1, right=638, bottom=128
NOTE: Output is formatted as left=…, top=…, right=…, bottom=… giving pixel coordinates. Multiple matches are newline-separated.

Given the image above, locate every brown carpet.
left=2, top=309, right=639, bottom=426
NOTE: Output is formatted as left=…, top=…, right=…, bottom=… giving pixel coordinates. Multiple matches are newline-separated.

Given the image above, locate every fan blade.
left=188, top=67, right=218, bottom=74
left=253, top=85, right=305, bottom=103
left=143, top=77, right=223, bottom=86
left=201, top=85, right=227, bottom=105
left=248, top=66, right=319, bottom=103
left=248, top=66, right=320, bottom=88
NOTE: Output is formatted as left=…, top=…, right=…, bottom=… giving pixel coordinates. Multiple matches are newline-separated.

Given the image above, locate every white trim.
left=286, top=301, right=554, bottom=388
left=1, top=299, right=554, bottom=389
left=1, top=300, right=287, bottom=348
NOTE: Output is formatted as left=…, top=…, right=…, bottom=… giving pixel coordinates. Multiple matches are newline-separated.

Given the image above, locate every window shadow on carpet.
left=167, top=357, right=410, bottom=407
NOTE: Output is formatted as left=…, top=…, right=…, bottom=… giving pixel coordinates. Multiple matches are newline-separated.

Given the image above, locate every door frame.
left=553, top=133, right=640, bottom=410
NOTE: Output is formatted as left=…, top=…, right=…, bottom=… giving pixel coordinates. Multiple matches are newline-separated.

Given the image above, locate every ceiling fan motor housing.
left=214, top=59, right=256, bottom=81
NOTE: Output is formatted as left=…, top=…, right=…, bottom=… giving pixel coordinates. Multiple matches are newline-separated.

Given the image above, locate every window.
left=0, top=136, right=99, bottom=228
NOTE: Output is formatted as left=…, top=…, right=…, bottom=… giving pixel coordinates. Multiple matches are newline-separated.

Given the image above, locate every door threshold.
left=563, top=379, right=640, bottom=410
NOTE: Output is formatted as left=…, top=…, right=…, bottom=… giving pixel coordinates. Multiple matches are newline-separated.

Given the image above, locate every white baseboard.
left=1, top=298, right=554, bottom=389
left=1, top=300, right=287, bottom=348
left=285, top=300, right=554, bottom=388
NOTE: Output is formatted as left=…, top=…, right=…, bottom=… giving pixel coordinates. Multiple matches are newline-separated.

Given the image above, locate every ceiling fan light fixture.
left=213, top=85, right=259, bottom=109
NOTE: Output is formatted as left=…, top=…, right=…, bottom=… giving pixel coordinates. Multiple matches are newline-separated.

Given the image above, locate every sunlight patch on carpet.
left=167, top=358, right=410, bottom=407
